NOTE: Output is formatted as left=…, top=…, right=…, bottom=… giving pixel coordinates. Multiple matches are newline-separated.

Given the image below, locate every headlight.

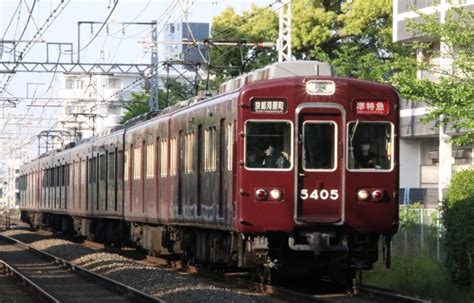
left=306, top=80, right=335, bottom=95
left=269, top=189, right=282, bottom=201
left=357, top=189, right=370, bottom=201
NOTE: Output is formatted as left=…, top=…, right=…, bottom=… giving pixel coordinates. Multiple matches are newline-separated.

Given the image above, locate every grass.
left=363, top=254, right=474, bottom=302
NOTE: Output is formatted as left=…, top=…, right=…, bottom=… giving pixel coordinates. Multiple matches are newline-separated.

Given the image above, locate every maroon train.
left=19, top=61, right=399, bottom=284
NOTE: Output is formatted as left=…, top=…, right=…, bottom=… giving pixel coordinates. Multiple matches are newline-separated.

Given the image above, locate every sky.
left=0, top=0, right=277, bottom=162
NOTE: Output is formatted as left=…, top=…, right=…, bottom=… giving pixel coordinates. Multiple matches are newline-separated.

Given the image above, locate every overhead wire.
left=0, top=0, right=71, bottom=95
left=1, top=0, right=23, bottom=40
left=16, top=0, right=38, bottom=47
left=79, top=0, right=119, bottom=52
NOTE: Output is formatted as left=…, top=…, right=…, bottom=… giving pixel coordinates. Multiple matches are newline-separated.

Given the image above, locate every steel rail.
left=354, top=284, right=430, bottom=303
left=0, top=234, right=166, bottom=303
left=0, top=261, right=59, bottom=303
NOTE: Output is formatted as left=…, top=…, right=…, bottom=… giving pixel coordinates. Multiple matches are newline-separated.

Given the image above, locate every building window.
left=107, top=78, right=121, bottom=89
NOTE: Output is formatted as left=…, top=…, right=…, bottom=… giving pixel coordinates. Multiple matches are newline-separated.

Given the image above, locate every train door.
left=296, top=104, right=344, bottom=224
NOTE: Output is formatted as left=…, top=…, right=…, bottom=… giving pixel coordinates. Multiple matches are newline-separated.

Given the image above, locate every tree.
left=120, top=79, right=194, bottom=124
left=209, top=0, right=412, bottom=84
left=120, top=91, right=151, bottom=124
left=391, top=7, right=474, bottom=145
left=209, top=5, right=278, bottom=82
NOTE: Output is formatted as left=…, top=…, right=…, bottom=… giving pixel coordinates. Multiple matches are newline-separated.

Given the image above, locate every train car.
left=19, top=61, right=399, bottom=285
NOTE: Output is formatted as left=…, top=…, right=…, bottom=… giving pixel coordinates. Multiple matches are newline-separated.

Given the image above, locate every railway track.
left=2, top=227, right=430, bottom=303
left=0, top=234, right=164, bottom=303
left=354, top=284, right=430, bottom=303
left=83, top=238, right=429, bottom=303
left=0, top=261, right=52, bottom=303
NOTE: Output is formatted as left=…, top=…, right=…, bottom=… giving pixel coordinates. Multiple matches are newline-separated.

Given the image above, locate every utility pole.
left=150, top=21, right=159, bottom=111
left=277, top=0, right=292, bottom=62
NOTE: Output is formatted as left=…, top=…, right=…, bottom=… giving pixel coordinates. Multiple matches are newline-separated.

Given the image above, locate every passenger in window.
left=246, top=146, right=262, bottom=167
left=262, top=145, right=289, bottom=168
left=355, top=138, right=380, bottom=169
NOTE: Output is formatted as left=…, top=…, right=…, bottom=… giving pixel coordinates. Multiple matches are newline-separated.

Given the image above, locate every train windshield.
left=347, top=122, right=393, bottom=171
left=303, top=121, right=337, bottom=171
left=245, top=121, right=292, bottom=170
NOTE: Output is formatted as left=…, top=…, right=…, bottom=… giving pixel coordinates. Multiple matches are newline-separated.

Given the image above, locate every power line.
left=79, top=0, right=119, bottom=53
left=1, top=0, right=22, bottom=40
left=16, top=0, right=37, bottom=46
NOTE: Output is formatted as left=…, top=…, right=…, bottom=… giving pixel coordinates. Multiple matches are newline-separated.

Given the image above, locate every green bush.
left=442, top=168, right=474, bottom=287
left=399, top=202, right=423, bottom=228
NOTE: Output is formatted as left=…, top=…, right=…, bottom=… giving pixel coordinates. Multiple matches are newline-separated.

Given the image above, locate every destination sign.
left=251, top=99, right=287, bottom=113
left=354, top=100, right=389, bottom=115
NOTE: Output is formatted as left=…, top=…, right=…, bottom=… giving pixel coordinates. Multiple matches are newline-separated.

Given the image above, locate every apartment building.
left=393, top=0, right=474, bottom=206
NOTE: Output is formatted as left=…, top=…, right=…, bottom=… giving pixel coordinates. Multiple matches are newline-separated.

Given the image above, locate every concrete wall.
left=400, top=140, right=421, bottom=188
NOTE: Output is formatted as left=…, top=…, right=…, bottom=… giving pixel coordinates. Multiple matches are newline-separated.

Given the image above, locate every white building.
left=58, top=74, right=143, bottom=141
left=393, top=0, right=474, bottom=206
left=0, top=158, right=21, bottom=209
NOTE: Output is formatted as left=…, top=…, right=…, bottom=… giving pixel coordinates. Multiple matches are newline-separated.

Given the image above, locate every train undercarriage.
left=21, top=210, right=383, bottom=287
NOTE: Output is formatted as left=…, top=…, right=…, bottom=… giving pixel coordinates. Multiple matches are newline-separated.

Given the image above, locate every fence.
left=392, top=205, right=442, bottom=260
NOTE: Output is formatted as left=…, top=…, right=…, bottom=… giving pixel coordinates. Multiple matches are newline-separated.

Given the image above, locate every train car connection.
left=19, top=61, right=399, bottom=285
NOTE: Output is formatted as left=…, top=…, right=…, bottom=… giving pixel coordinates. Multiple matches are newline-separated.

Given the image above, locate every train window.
left=91, top=158, right=97, bottom=183
left=142, top=141, right=147, bottom=181
left=108, top=152, right=115, bottom=180
left=204, top=127, right=217, bottom=172
left=134, top=145, right=141, bottom=180
left=81, top=160, right=86, bottom=184
left=303, top=122, right=337, bottom=171
left=124, top=149, right=130, bottom=181
left=99, top=154, right=106, bottom=181
left=226, top=122, right=234, bottom=171
left=160, top=139, right=168, bottom=177
left=184, top=132, right=195, bottom=174
left=347, top=122, right=393, bottom=171
left=170, top=137, right=177, bottom=176
left=56, top=167, right=61, bottom=186
left=147, top=143, right=155, bottom=178
left=117, top=151, right=124, bottom=181
left=244, top=121, right=292, bottom=170
left=51, top=168, right=55, bottom=187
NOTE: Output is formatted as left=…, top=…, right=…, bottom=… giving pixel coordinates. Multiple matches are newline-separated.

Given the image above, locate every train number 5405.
left=300, top=189, right=339, bottom=200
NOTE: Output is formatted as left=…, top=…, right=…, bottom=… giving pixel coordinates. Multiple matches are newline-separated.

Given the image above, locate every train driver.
left=262, top=145, right=290, bottom=168
left=355, top=138, right=381, bottom=169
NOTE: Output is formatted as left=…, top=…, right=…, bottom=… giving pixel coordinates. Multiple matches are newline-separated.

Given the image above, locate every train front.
left=235, top=75, right=399, bottom=280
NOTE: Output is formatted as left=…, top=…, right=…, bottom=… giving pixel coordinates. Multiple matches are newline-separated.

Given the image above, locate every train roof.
left=218, top=60, right=333, bottom=94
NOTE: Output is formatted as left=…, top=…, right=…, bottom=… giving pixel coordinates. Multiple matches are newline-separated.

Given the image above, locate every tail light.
left=255, top=189, right=267, bottom=200
left=371, top=189, right=384, bottom=201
